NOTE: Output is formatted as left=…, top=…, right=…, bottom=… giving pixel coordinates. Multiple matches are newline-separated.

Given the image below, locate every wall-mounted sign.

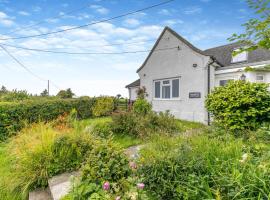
left=189, top=92, right=201, bottom=98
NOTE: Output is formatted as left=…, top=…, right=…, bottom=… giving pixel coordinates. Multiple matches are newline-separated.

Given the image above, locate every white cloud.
left=90, top=5, right=109, bottom=15
left=163, top=19, right=184, bottom=26
left=32, top=6, right=41, bottom=12
left=18, top=11, right=30, bottom=16
left=183, top=6, right=202, bottom=15
left=158, top=9, right=171, bottom=15
left=0, top=11, right=14, bottom=26
left=123, top=18, right=141, bottom=27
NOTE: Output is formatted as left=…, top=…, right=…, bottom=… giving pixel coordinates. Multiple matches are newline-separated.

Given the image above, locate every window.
left=231, top=49, right=247, bottom=63
left=256, top=74, right=264, bottom=83
left=154, top=78, right=180, bottom=99
left=154, top=81, right=160, bottom=98
left=219, top=79, right=233, bottom=86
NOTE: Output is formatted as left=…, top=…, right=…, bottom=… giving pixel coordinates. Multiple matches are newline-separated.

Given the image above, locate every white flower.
left=239, top=153, right=248, bottom=163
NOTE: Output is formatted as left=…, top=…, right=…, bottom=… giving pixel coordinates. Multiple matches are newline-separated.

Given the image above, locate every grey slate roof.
left=127, top=27, right=270, bottom=88
left=125, top=79, right=140, bottom=88
left=204, top=42, right=270, bottom=67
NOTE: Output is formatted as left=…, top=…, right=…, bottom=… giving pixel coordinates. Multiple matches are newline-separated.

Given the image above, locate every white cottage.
left=126, top=27, right=270, bottom=124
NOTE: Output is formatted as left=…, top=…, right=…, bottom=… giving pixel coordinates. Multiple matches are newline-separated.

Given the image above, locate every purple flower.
left=115, top=196, right=121, bottom=200
left=137, top=183, right=145, bottom=190
left=129, top=161, right=137, bottom=170
left=103, top=181, right=110, bottom=191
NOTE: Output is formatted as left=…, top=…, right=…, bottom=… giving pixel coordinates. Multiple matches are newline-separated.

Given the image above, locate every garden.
left=0, top=81, right=270, bottom=199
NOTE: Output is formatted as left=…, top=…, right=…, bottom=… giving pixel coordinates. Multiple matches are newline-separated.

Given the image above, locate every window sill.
left=153, top=98, right=182, bottom=101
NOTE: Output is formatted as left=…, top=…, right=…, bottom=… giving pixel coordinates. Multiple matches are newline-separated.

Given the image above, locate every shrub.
left=5, top=123, right=95, bottom=198
left=139, top=134, right=270, bottom=199
left=206, top=80, right=270, bottom=132
left=132, top=99, right=152, bottom=115
left=72, top=138, right=132, bottom=198
left=112, top=111, right=180, bottom=138
left=92, top=96, right=115, bottom=117
left=0, top=90, right=30, bottom=102
left=0, top=98, right=95, bottom=140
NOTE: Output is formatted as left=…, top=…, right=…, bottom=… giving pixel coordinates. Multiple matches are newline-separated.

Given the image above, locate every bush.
left=112, top=111, right=180, bottom=138
left=71, top=139, right=132, bottom=199
left=92, top=96, right=115, bottom=117
left=132, top=99, right=152, bottom=115
left=0, top=98, right=95, bottom=140
left=0, top=90, right=30, bottom=102
left=5, top=123, right=95, bottom=198
left=206, top=80, right=270, bottom=132
left=139, top=134, right=270, bottom=199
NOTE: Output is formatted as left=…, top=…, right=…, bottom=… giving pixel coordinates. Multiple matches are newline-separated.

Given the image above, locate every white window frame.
left=153, top=77, right=180, bottom=100
left=256, top=73, right=264, bottom=83
left=231, top=48, right=248, bottom=63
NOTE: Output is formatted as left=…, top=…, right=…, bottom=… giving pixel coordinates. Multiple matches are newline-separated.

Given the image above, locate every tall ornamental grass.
left=139, top=134, right=270, bottom=199
left=2, top=122, right=95, bottom=199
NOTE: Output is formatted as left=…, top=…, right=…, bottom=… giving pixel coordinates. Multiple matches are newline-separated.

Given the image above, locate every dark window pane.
left=172, top=79, right=179, bottom=98
left=219, top=79, right=233, bottom=86
left=155, top=81, right=160, bottom=98
left=162, top=86, right=170, bottom=99
left=163, top=80, right=170, bottom=84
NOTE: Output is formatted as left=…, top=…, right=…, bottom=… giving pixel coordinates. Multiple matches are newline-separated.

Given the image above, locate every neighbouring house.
left=126, top=26, right=270, bottom=124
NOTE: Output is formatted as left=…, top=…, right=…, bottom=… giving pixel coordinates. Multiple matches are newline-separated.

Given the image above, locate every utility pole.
left=48, top=80, right=50, bottom=96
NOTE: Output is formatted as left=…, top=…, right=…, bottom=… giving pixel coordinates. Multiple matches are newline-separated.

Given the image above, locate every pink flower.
left=115, top=196, right=121, bottom=200
left=103, top=181, right=110, bottom=191
left=137, top=183, right=145, bottom=190
left=129, top=161, right=137, bottom=170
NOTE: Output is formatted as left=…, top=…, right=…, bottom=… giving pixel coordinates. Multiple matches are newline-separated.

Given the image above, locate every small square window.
left=256, top=74, right=264, bottom=82
left=232, top=49, right=247, bottom=63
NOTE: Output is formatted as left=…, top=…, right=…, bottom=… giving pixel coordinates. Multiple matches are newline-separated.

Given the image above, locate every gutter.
left=207, top=57, right=216, bottom=125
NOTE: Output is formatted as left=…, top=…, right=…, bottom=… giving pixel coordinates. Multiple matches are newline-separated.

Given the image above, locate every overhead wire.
left=0, top=0, right=175, bottom=41
left=0, top=45, right=61, bottom=90
left=0, top=43, right=179, bottom=55
left=3, top=2, right=93, bottom=36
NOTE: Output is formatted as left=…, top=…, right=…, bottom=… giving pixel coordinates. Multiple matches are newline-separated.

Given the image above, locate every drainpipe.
left=207, top=58, right=215, bottom=125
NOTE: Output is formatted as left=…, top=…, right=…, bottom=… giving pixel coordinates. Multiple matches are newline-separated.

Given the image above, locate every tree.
left=229, top=0, right=270, bottom=51
left=0, top=86, right=8, bottom=96
left=40, top=89, right=49, bottom=97
left=116, top=94, right=121, bottom=99
left=57, top=88, right=75, bottom=98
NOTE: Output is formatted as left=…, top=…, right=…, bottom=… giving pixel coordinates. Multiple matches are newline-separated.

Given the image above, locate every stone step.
left=29, top=188, right=52, bottom=200
left=48, top=171, right=80, bottom=200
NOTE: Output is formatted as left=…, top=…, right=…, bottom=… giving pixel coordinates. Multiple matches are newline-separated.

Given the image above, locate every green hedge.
left=0, top=98, right=95, bottom=140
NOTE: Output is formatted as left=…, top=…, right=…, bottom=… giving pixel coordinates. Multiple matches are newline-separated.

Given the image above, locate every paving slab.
left=29, top=188, right=52, bottom=200
left=124, top=145, right=144, bottom=160
left=48, top=171, right=80, bottom=200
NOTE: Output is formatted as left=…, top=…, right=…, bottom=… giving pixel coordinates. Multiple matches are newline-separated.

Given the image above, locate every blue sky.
left=0, top=0, right=254, bottom=97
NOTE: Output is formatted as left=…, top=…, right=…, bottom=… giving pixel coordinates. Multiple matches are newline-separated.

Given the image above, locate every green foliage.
left=139, top=134, right=270, bottom=199
left=73, top=139, right=132, bottom=198
left=0, top=98, right=95, bottom=140
left=0, top=89, right=30, bottom=102
left=245, top=65, right=270, bottom=72
left=206, top=80, right=270, bottom=132
left=136, top=86, right=147, bottom=99
left=132, top=99, right=152, bottom=115
left=40, top=89, right=49, bottom=97
left=82, top=138, right=131, bottom=184
left=92, top=96, right=115, bottom=117
left=112, top=110, right=181, bottom=138
left=57, top=88, right=75, bottom=99
left=229, top=0, right=270, bottom=50
left=2, top=123, right=95, bottom=199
